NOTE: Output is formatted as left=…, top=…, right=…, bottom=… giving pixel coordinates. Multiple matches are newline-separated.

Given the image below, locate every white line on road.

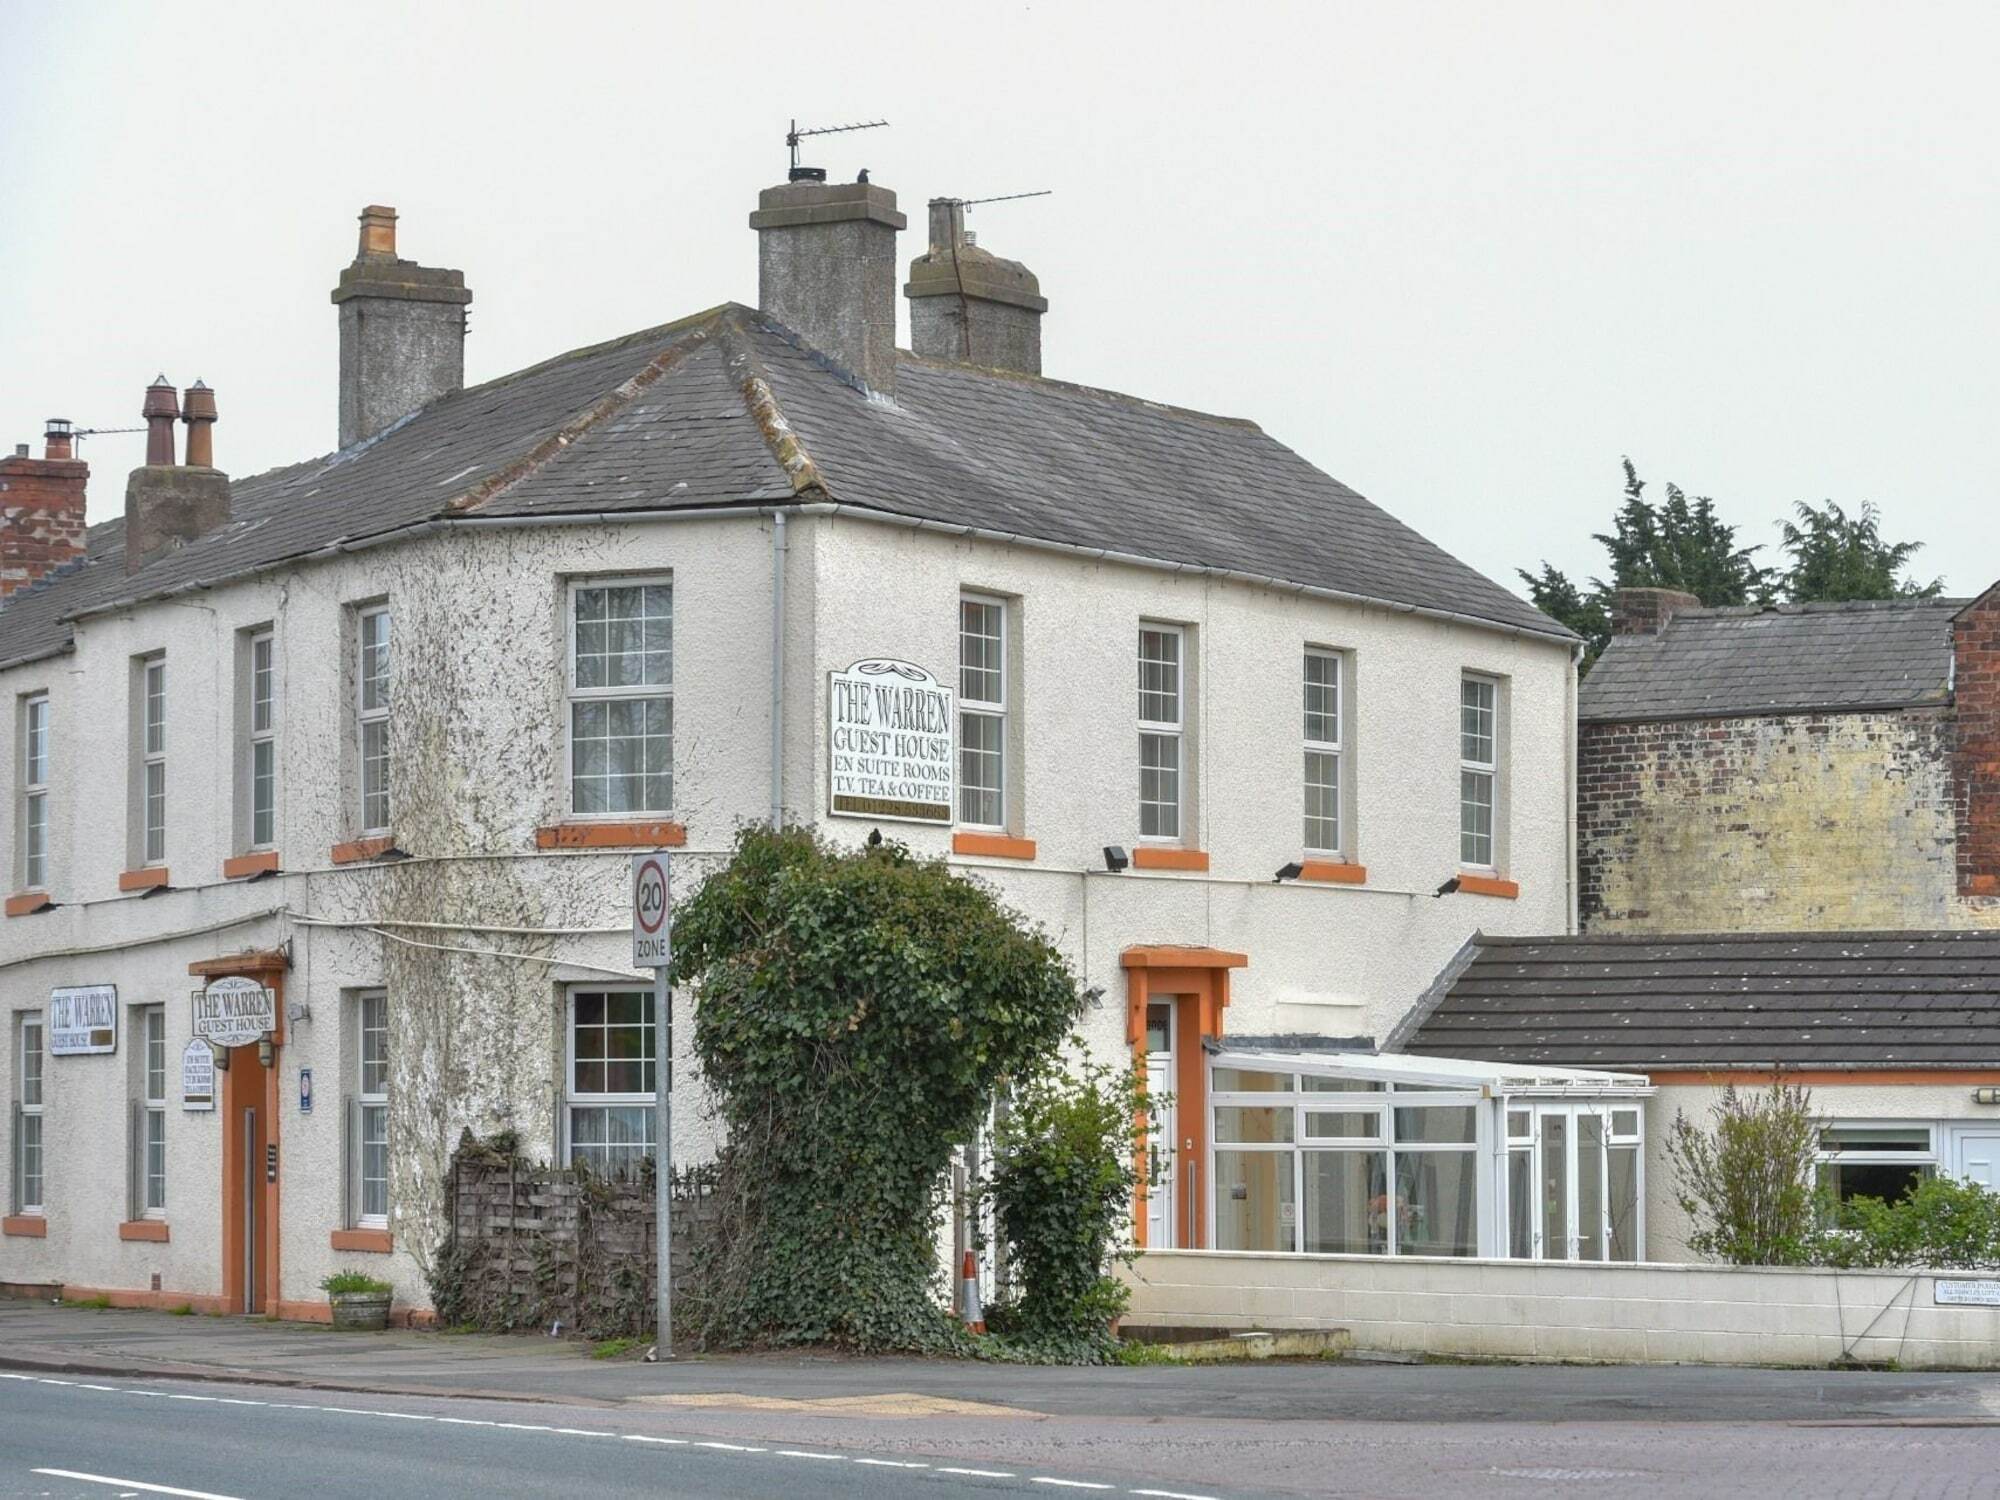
left=1032, top=1481, right=1116, bottom=1491
left=32, top=1469, right=245, bottom=1500
left=1133, top=1491, right=1222, bottom=1500
left=777, top=1450, right=847, bottom=1460
left=938, top=1469, right=1016, bottom=1479
left=621, top=1434, right=688, bottom=1446
left=856, top=1458, right=931, bottom=1468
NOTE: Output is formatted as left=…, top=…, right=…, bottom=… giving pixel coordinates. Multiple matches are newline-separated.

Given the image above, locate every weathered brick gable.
left=1954, top=589, right=2000, bottom=898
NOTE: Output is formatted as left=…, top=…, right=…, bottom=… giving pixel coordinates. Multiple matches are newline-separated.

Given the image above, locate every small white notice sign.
left=632, top=852, right=672, bottom=969
left=182, top=1038, right=216, bottom=1111
left=191, top=976, right=276, bottom=1048
left=49, top=985, right=118, bottom=1056
left=827, top=659, right=955, bottom=825
left=1934, top=1279, right=2000, bottom=1306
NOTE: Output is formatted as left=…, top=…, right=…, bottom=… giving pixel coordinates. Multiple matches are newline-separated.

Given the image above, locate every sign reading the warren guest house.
left=49, top=985, right=118, bottom=1056
left=828, top=659, right=955, bottom=824
left=191, top=975, right=277, bottom=1048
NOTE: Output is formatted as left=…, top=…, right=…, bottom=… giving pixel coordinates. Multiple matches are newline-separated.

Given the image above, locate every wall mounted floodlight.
left=1102, top=846, right=1130, bottom=873
left=257, top=1038, right=275, bottom=1068
left=1975, top=1086, right=2000, bottom=1106
left=212, top=1045, right=230, bottom=1071
left=1432, top=876, right=1462, bottom=899
left=1274, top=862, right=1304, bottom=884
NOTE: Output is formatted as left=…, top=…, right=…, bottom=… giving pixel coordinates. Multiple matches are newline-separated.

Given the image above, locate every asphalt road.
left=8, top=1365, right=2000, bottom=1499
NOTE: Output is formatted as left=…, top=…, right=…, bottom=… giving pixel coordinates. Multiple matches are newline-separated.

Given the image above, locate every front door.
left=1143, top=1001, right=1176, bottom=1248
left=221, top=1044, right=274, bottom=1314
left=1952, top=1129, right=2000, bottom=1190
left=1521, top=1103, right=1643, bottom=1262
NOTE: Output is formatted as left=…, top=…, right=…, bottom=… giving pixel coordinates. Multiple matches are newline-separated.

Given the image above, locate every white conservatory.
left=1204, top=1049, right=1654, bottom=1263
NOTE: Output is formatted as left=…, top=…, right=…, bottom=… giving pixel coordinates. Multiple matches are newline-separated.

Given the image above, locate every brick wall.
left=0, top=450, right=87, bottom=596
left=1579, top=708, right=1978, bottom=931
left=1954, top=589, right=2000, bottom=897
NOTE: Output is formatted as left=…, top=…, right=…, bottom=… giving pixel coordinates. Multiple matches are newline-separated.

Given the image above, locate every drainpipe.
left=1566, top=638, right=1582, bottom=934
left=769, top=511, right=788, bottom=829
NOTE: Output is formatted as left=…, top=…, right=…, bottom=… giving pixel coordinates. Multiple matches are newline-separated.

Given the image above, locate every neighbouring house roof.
left=1399, top=931, right=2000, bottom=1070
left=1580, top=597, right=1965, bottom=723
left=0, top=305, right=1567, bottom=669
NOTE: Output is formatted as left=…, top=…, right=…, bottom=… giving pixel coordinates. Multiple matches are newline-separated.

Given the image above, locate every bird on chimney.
left=857, top=168, right=870, bottom=184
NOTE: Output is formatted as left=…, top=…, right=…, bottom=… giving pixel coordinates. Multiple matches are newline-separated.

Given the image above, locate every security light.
left=257, top=1038, right=275, bottom=1068
left=1274, top=862, right=1304, bottom=883
left=1432, top=876, right=1462, bottom=898
left=1102, top=846, right=1130, bottom=873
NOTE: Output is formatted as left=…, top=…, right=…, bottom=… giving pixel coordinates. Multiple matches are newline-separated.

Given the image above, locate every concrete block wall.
left=1124, top=1249, right=2000, bottom=1368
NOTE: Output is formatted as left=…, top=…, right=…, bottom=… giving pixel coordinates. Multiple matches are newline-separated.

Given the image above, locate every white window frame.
left=248, top=630, right=277, bottom=851
left=141, top=656, right=166, bottom=868
left=21, top=693, right=49, bottom=891
left=357, top=606, right=391, bottom=835
left=1138, top=625, right=1185, bottom=842
left=565, top=577, right=674, bottom=819
left=142, top=1005, right=165, bottom=1218
left=1302, top=649, right=1342, bottom=856
left=1459, top=674, right=1498, bottom=871
left=958, top=594, right=1006, bottom=831
left=564, top=987, right=657, bottom=1172
left=1816, top=1120, right=1939, bottom=1204
left=357, top=991, right=389, bottom=1228
left=16, top=1015, right=43, bottom=1216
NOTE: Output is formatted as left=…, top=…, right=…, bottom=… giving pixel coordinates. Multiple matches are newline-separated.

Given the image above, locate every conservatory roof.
left=1211, top=1047, right=1655, bottom=1096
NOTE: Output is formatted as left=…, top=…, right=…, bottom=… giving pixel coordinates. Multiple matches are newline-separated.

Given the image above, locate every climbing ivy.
left=670, top=825, right=1087, bottom=1351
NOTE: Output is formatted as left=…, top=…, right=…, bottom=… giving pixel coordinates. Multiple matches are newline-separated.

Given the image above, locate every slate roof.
left=1400, top=931, right=2000, bottom=1070
left=0, top=305, right=1566, bottom=669
left=1580, top=598, right=1964, bottom=723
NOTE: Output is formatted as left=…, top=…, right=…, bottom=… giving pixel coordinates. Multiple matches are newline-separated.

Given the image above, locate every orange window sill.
left=118, top=1220, right=170, bottom=1242
left=1298, top=860, right=1367, bottom=885
left=2, top=1214, right=46, bottom=1237
left=952, top=831, right=1037, bottom=861
left=4, top=891, right=50, bottom=917
left=1457, top=873, right=1520, bottom=899
left=331, top=835, right=397, bottom=865
left=330, top=1228, right=394, bottom=1254
left=117, top=867, right=170, bottom=893
left=535, top=821, right=687, bottom=850
left=1132, top=846, right=1209, bottom=873
left=223, top=851, right=281, bottom=880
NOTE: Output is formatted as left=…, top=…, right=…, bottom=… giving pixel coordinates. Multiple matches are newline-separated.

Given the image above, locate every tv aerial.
left=786, top=117, right=889, bottom=182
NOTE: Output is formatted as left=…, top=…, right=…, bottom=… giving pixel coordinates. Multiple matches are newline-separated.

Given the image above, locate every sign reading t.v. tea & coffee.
left=827, top=659, right=955, bottom=825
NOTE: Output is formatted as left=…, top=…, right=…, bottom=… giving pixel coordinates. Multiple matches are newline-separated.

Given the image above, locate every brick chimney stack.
left=331, top=205, right=472, bottom=449
left=125, top=376, right=230, bottom=575
left=0, top=420, right=88, bottom=597
left=1609, top=587, right=1703, bottom=636
left=750, top=176, right=906, bottom=394
left=905, top=198, right=1048, bottom=375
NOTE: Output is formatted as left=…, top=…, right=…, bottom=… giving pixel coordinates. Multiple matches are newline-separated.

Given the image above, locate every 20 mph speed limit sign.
left=631, top=852, right=672, bottom=968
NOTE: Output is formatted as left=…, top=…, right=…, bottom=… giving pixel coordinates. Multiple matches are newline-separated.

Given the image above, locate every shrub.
left=1665, top=1081, right=1823, bottom=1265
left=981, top=1050, right=1157, bottom=1360
left=1819, top=1175, right=2000, bottom=1270
left=321, top=1271, right=393, bottom=1297
left=670, top=825, right=1087, bottom=1351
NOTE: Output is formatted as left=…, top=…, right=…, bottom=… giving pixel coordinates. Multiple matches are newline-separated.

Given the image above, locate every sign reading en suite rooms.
left=828, top=659, right=955, bottom=824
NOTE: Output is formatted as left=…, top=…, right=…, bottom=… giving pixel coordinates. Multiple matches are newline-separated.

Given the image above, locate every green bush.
left=320, top=1271, right=392, bottom=1296
left=1819, top=1175, right=2000, bottom=1269
left=1665, top=1081, right=1823, bottom=1265
left=981, top=1050, right=1157, bottom=1361
left=670, top=825, right=1086, bottom=1351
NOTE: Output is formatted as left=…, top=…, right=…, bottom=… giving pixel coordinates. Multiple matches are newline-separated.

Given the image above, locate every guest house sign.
left=191, top=975, right=277, bottom=1048
left=49, top=985, right=118, bottom=1056
left=828, top=659, right=955, bottom=825
left=181, top=1038, right=216, bottom=1112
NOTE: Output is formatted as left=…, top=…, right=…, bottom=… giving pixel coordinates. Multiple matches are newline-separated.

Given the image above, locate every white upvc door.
left=1145, top=1047, right=1176, bottom=1249
left=1951, top=1128, right=2000, bottom=1190
left=1531, top=1103, right=1613, bottom=1262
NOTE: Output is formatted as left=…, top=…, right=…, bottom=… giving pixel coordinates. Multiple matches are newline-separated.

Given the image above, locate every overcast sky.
left=3, top=1, right=1994, bottom=598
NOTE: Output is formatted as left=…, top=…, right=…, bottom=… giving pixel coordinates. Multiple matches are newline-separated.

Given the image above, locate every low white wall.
left=1123, top=1250, right=2000, bottom=1368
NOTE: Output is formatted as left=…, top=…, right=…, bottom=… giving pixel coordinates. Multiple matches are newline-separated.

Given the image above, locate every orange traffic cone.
left=959, top=1250, right=985, bottom=1334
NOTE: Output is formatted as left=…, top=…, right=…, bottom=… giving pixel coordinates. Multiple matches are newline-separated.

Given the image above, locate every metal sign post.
left=631, top=852, right=674, bottom=1359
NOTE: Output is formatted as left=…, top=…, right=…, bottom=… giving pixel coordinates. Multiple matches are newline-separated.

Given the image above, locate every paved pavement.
left=7, top=1302, right=2000, bottom=1497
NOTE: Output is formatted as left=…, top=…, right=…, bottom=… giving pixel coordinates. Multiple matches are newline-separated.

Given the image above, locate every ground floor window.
left=1817, top=1124, right=1936, bottom=1206
left=14, top=1014, right=43, bottom=1215
left=567, top=988, right=656, bottom=1173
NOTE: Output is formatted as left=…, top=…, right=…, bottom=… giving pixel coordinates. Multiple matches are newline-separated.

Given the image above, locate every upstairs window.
left=357, top=607, right=391, bottom=834
left=139, top=656, right=166, bottom=867
left=1459, top=675, right=1497, bottom=869
left=566, top=988, right=656, bottom=1172
left=1303, top=651, right=1341, bottom=855
left=14, top=1015, right=42, bottom=1215
left=958, top=596, right=1006, bottom=829
left=21, top=693, right=48, bottom=891
left=1138, top=625, right=1184, bottom=841
left=248, top=630, right=276, bottom=849
left=568, top=581, right=673, bottom=816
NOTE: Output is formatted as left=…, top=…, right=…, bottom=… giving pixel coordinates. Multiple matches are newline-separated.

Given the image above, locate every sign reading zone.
left=632, top=852, right=672, bottom=969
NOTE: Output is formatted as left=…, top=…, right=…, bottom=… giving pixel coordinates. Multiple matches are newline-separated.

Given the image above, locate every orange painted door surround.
left=191, top=953, right=286, bottom=1315
left=1122, top=946, right=1247, bottom=1251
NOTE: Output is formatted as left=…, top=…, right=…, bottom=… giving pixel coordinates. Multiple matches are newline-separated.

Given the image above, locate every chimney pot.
left=750, top=179, right=906, bottom=394
left=331, top=206, right=472, bottom=448
left=12, top=445, right=26, bottom=459
left=182, top=381, right=218, bottom=469
left=43, top=419, right=73, bottom=461
left=142, top=377, right=180, bottom=466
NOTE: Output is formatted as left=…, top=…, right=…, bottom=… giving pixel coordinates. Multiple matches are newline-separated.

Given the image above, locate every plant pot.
left=329, top=1291, right=392, bottom=1331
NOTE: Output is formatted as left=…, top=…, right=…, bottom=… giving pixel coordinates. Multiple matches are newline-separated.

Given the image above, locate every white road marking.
left=437, top=1417, right=499, bottom=1427
left=212, top=1398, right=264, bottom=1407
left=163, top=1394, right=213, bottom=1402
left=621, top=1434, right=688, bottom=1446
left=1032, top=1481, right=1115, bottom=1492
left=1134, top=1491, right=1221, bottom=1500
left=553, top=1427, right=612, bottom=1437
left=778, top=1450, right=847, bottom=1460
left=856, top=1458, right=930, bottom=1468
left=32, top=1470, right=245, bottom=1500
left=939, top=1469, right=1017, bottom=1479
left=694, top=1440, right=765, bottom=1451
left=78, top=1384, right=119, bottom=1392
